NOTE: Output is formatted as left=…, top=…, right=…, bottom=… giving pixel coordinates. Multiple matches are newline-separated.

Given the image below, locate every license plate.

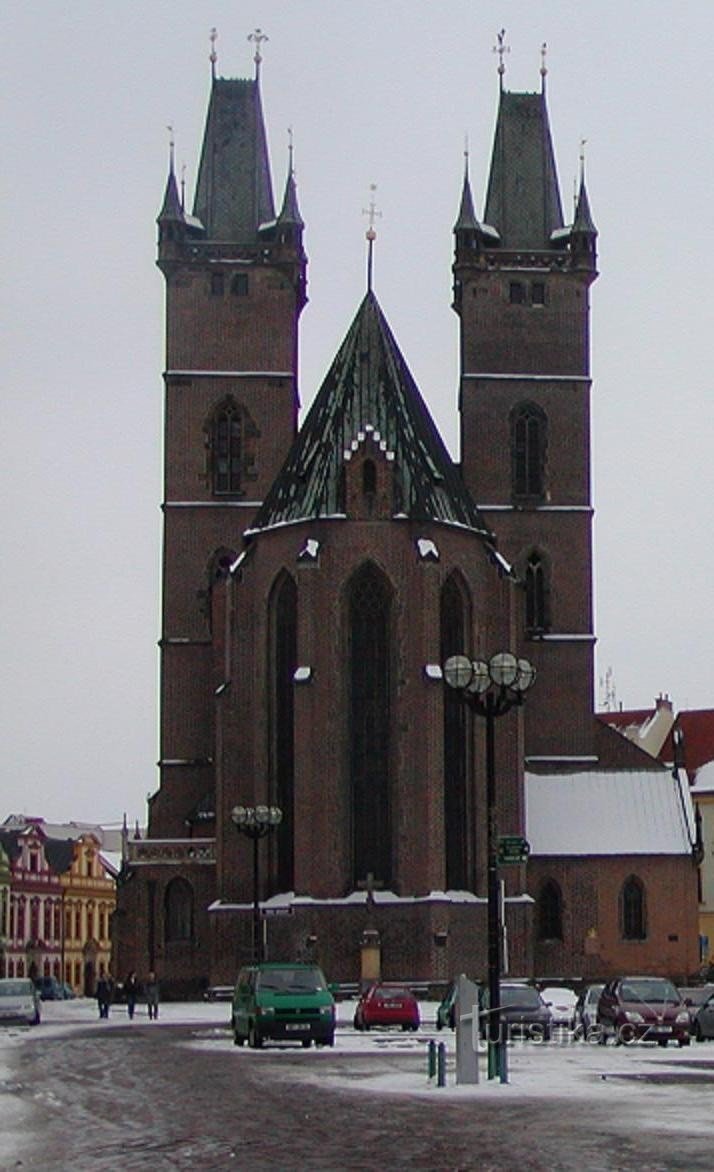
left=384, top=1001, right=403, bottom=1008
left=285, top=1023, right=309, bottom=1031
left=651, top=1026, right=671, bottom=1033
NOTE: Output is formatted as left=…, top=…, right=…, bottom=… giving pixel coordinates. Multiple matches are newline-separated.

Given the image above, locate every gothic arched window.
left=208, top=398, right=259, bottom=496
left=348, top=563, right=392, bottom=887
left=440, top=572, right=472, bottom=890
left=511, top=402, right=547, bottom=500
left=538, top=879, right=563, bottom=940
left=621, top=875, right=646, bottom=940
left=269, top=572, right=297, bottom=893
left=525, top=551, right=549, bottom=633
left=164, top=878, right=193, bottom=943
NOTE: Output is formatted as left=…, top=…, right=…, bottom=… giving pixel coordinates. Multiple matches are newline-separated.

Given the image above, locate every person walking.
left=124, top=971, right=139, bottom=1019
left=96, top=971, right=114, bottom=1019
left=145, top=971, right=160, bottom=1021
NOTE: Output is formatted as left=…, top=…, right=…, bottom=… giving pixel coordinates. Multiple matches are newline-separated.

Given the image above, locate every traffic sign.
left=497, top=835, right=530, bottom=864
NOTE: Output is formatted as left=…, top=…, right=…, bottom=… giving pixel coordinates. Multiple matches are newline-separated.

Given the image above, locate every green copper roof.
left=248, top=292, right=490, bottom=536
left=193, top=78, right=275, bottom=242
left=484, top=90, right=564, bottom=249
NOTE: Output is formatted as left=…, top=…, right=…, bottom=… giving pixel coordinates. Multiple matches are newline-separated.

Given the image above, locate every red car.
left=597, top=976, right=691, bottom=1047
left=353, top=983, right=420, bottom=1031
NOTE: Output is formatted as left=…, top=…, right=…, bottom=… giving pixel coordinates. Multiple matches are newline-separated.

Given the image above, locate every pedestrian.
left=124, top=971, right=139, bottom=1020
left=96, top=971, right=114, bottom=1019
left=145, top=970, right=160, bottom=1020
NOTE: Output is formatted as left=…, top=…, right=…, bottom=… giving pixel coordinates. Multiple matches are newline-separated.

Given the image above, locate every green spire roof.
left=193, top=78, right=275, bottom=241
left=484, top=90, right=564, bottom=249
left=248, top=292, right=489, bottom=536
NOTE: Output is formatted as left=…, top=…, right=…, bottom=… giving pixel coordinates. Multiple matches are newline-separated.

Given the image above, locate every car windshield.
left=257, top=968, right=326, bottom=993
left=376, top=987, right=409, bottom=1000
left=586, top=985, right=605, bottom=1004
left=501, top=986, right=541, bottom=1008
left=620, top=979, right=679, bottom=1003
left=0, top=981, right=32, bottom=997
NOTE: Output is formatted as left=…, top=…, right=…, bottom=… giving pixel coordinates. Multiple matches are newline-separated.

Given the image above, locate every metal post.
left=252, top=833, right=261, bottom=963
left=485, top=693, right=502, bottom=1081
left=427, top=1038, right=436, bottom=1080
left=437, top=1041, right=446, bottom=1087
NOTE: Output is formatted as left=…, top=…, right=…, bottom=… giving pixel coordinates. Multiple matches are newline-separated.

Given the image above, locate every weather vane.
left=288, top=125, right=294, bottom=175
left=362, top=183, right=382, bottom=292
left=494, top=29, right=510, bottom=88
left=210, top=27, right=218, bottom=80
left=248, top=28, right=268, bottom=80
left=541, top=42, right=548, bottom=89
left=166, top=124, right=175, bottom=171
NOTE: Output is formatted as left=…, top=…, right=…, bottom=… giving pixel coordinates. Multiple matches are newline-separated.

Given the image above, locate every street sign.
left=497, top=835, right=530, bottom=865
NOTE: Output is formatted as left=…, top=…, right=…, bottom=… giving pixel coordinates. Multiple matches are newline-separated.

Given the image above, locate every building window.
left=269, top=572, right=297, bottom=894
left=531, top=282, right=545, bottom=305
left=511, top=402, right=547, bottom=500
left=440, top=572, right=472, bottom=891
left=348, top=563, right=393, bottom=887
left=509, top=281, right=525, bottom=304
left=621, top=875, right=646, bottom=940
left=211, top=272, right=225, bottom=296
left=538, top=879, right=563, bottom=940
left=164, top=878, right=194, bottom=943
left=208, top=398, right=258, bottom=496
left=362, top=459, right=377, bottom=496
left=231, top=272, right=249, bottom=296
left=525, top=551, right=549, bottom=632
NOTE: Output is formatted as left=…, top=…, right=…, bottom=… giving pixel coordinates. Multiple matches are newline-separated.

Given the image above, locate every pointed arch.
left=206, top=396, right=259, bottom=496
left=347, top=562, right=393, bottom=887
left=511, top=401, right=547, bottom=501
left=537, top=878, right=563, bottom=940
left=621, top=874, right=646, bottom=940
left=268, top=570, right=297, bottom=892
left=525, top=549, right=550, bottom=633
left=440, top=570, right=473, bottom=890
left=164, top=877, right=194, bottom=943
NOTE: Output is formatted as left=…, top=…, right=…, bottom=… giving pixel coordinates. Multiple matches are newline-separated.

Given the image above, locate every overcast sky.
left=2, top=0, right=713, bottom=826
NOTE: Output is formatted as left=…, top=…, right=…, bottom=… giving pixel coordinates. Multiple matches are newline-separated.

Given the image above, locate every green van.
left=231, top=962, right=336, bottom=1048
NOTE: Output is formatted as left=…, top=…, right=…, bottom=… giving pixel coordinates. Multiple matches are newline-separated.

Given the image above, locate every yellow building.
left=60, top=831, right=117, bottom=994
left=691, top=765, right=714, bottom=967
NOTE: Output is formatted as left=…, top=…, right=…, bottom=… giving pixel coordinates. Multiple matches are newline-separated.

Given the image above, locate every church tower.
left=153, top=60, right=307, bottom=838
left=453, top=56, right=598, bottom=765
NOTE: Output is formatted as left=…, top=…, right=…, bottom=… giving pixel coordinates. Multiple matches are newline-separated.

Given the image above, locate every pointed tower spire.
left=157, top=127, right=184, bottom=226
left=454, top=146, right=480, bottom=233
left=277, top=128, right=304, bottom=227
left=571, top=142, right=598, bottom=270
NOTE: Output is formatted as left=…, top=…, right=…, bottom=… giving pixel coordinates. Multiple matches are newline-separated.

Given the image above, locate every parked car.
left=540, top=986, right=578, bottom=1029
left=353, top=983, right=420, bottom=1031
left=597, top=976, right=691, bottom=1046
left=678, top=985, right=714, bottom=1030
left=574, top=983, right=605, bottom=1036
left=60, top=983, right=77, bottom=1000
left=0, top=978, right=41, bottom=1026
left=480, top=982, right=552, bottom=1041
left=34, top=976, right=67, bottom=1001
left=689, top=989, right=714, bottom=1041
left=231, top=962, right=335, bottom=1049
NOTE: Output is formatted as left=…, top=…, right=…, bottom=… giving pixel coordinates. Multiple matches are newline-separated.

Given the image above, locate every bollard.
left=427, top=1038, right=436, bottom=1080
left=437, top=1041, right=446, bottom=1088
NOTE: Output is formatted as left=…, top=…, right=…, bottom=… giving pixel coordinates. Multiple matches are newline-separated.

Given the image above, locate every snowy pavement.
left=3, top=996, right=713, bottom=1140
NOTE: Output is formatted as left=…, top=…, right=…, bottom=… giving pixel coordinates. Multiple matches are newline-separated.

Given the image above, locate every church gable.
left=248, top=291, right=490, bottom=537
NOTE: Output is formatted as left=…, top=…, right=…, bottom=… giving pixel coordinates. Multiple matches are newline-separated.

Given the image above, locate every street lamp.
left=231, top=805, right=283, bottom=963
left=443, top=652, right=536, bottom=1082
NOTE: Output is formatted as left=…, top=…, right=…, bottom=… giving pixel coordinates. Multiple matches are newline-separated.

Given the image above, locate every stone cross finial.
left=362, top=183, right=382, bottom=292
left=248, top=28, right=268, bottom=80
left=494, top=29, right=510, bottom=88
left=209, top=27, right=217, bottom=80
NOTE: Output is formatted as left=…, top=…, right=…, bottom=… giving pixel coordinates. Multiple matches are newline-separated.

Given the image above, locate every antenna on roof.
left=540, top=42, right=548, bottom=92
left=362, top=183, right=382, bottom=293
left=209, top=27, right=218, bottom=81
left=494, top=28, right=509, bottom=90
left=248, top=27, right=268, bottom=81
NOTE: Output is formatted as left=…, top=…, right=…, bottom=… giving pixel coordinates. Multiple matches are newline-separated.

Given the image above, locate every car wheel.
left=353, top=1015, right=361, bottom=1031
left=695, top=1022, right=704, bottom=1042
left=248, top=1023, right=263, bottom=1049
left=657, top=1038, right=668, bottom=1048
left=436, top=1018, right=443, bottom=1031
left=301, top=1039, right=312, bottom=1048
left=678, top=1037, right=690, bottom=1048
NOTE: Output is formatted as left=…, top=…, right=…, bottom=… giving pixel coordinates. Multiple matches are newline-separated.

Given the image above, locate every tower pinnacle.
left=210, top=27, right=217, bottom=80
left=494, top=29, right=509, bottom=90
left=248, top=27, right=268, bottom=80
left=362, top=183, right=381, bottom=292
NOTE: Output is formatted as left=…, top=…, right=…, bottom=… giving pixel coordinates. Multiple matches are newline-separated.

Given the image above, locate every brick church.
left=113, top=49, right=700, bottom=995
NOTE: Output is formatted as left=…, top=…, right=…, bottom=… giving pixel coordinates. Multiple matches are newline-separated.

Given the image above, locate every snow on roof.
left=526, top=770, right=695, bottom=856
left=691, top=760, right=714, bottom=794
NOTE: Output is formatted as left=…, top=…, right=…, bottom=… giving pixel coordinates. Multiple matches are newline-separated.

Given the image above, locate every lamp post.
left=230, top=805, right=283, bottom=963
left=443, top=652, right=536, bottom=1082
